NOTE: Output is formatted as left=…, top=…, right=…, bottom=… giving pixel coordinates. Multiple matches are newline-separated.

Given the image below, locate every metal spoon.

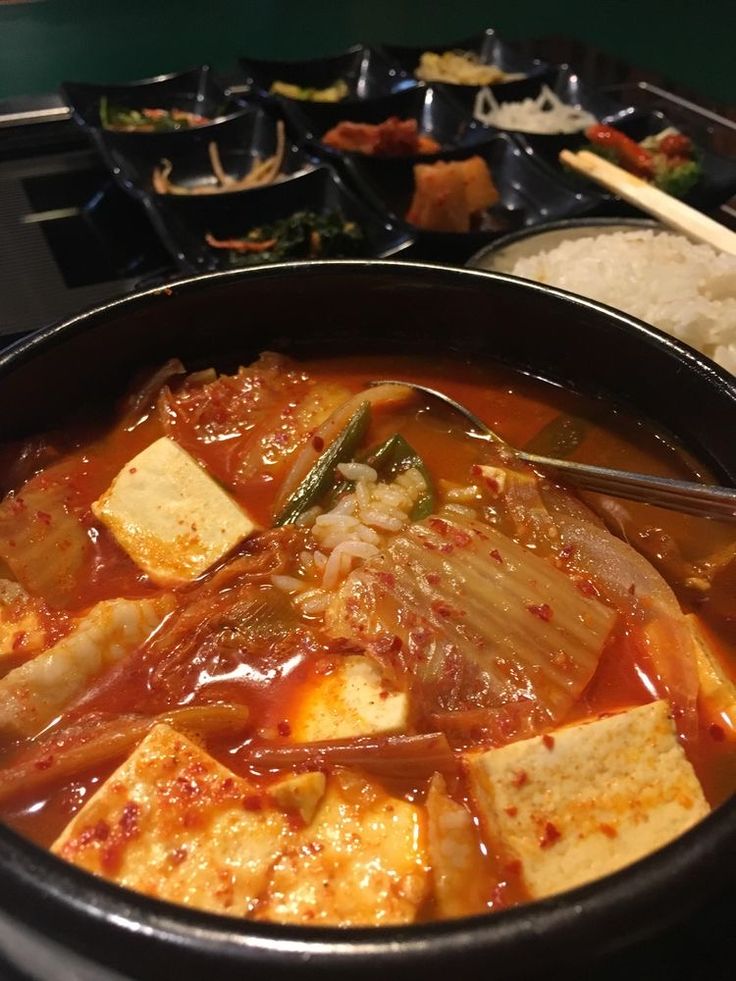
left=371, top=379, right=736, bottom=523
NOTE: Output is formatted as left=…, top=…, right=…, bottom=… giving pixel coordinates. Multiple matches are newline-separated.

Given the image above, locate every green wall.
left=0, top=0, right=733, bottom=104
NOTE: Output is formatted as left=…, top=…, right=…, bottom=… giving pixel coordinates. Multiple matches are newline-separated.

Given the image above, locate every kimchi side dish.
left=0, top=352, right=734, bottom=927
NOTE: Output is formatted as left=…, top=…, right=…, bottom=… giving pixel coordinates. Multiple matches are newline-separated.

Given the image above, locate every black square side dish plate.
left=239, top=45, right=414, bottom=105
left=472, top=64, right=627, bottom=160
left=285, top=83, right=488, bottom=158
left=146, top=164, right=415, bottom=271
left=542, top=108, right=736, bottom=216
left=62, top=66, right=242, bottom=134
left=93, top=101, right=314, bottom=200
left=341, top=132, right=601, bottom=264
left=381, top=28, right=551, bottom=111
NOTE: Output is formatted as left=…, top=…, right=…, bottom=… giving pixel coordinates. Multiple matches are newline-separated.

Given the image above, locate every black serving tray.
left=239, top=44, right=413, bottom=107
left=147, top=163, right=414, bottom=272
left=382, top=28, right=550, bottom=111
left=343, top=131, right=600, bottom=264
left=283, top=83, right=488, bottom=159
left=95, top=100, right=314, bottom=200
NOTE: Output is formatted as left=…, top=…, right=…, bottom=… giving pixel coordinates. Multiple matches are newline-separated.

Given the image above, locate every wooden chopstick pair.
left=560, top=149, right=736, bottom=255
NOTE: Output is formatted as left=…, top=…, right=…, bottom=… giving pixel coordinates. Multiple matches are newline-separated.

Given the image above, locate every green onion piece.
left=328, top=433, right=435, bottom=521
left=524, top=414, right=587, bottom=459
left=274, top=402, right=371, bottom=526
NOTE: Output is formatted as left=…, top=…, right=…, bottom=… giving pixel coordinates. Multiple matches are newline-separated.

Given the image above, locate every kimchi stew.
left=0, top=352, right=734, bottom=926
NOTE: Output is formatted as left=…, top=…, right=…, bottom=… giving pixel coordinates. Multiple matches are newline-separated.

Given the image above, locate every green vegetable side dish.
left=275, top=402, right=372, bottom=526
left=205, top=210, right=367, bottom=267
left=583, top=124, right=702, bottom=198
left=99, top=95, right=211, bottom=132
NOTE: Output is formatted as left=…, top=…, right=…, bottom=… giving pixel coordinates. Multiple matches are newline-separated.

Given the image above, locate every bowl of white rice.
left=468, top=218, right=736, bottom=373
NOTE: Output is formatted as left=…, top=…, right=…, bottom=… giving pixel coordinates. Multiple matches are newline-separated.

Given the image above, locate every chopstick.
left=559, top=149, right=736, bottom=256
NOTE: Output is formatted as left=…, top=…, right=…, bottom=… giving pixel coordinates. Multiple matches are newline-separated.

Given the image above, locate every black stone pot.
left=0, top=261, right=734, bottom=981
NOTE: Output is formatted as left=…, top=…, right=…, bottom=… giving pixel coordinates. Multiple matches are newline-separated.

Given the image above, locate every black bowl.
left=99, top=100, right=313, bottom=200
left=548, top=108, right=736, bottom=215
left=62, top=65, right=243, bottom=136
left=0, top=262, right=735, bottom=981
left=239, top=45, right=413, bottom=106
left=342, top=133, right=600, bottom=265
left=473, top=65, right=626, bottom=161
left=382, top=29, right=551, bottom=112
left=146, top=165, right=414, bottom=272
left=284, top=83, right=487, bottom=158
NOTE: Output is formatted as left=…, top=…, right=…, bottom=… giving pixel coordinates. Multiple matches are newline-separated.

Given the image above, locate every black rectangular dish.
left=381, top=28, right=551, bottom=110
left=281, top=83, right=488, bottom=157
left=239, top=45, right=413, bottom=106
left=146, top=163, right=414, bottom=272
left=342, top=132, right=601, bottom=264
left=94, top=100, right=314, bottom=200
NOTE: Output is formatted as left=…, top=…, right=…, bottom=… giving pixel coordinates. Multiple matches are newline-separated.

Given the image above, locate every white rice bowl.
left=506, top=229, right=736, bottom=373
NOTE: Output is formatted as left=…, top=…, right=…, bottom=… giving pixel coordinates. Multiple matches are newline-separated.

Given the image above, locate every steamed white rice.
left=508, top=230, right=736, bottom=373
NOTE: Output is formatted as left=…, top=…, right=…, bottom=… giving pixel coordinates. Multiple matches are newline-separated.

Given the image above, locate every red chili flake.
left=504, top=859, right=523, bottom=877
left=599, top=823, right=618, bottom=839
left=471, top=464, right=482, bottom=476
left=558, top=544, right=576, bottom=561
left=511, top=770, right=528, bottom=788
left=431, top=599, right=456, bottom=619
left=429, top=517, right=451, bottom=536
left=504, top=806, right=518, bottom=818
left=539, top=821, right=562, bottom=848
left=376, top=571, right=396, bottom=589
left=12, top=631, right=26, bottom=651
left=484, top=476, right=501, bottom=494
left=243, top=794, right=264, bottom=811
left=128, top=467, right=137, bottom=475
left=709, top=723, right=726, bottom=742
left=221, top=777, right=235, bottom=792
left=312, top=435, right=324, bottom=452
left=489, top=549, right=503, bottom=564
left=542, top=734, right=555, bottom=750
left=527, top=603, right=553, bottom=622
left=34, top=754, right=54, bottom=771
left=426, top=573, right=440, bottom=585
left=36, top=511, right=52, bottom=525
left=628, top=583, right=636, bottom=595
left=576, top=579, right=600, bottom=599
left=77, top=820, right=110, bottom=847
left=379, top=690, right=390, bottom=700
left=119, top=802, right=140, bottom=838
left=170, top=846, right=188, bottom=866
left=277, top=720, right=292, bottom=737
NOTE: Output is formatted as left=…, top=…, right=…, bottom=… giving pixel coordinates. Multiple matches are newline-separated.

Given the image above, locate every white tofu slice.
left=52, top=724, right=291, bottom=916
left=290, top=654, right=409, bottom=741
left=92, top=437, right=256, bottom=586
left=0, top=595, right=173, bottom=736
left=53, top=726, right=425, bottom=925
left=687, top=614, right=736, bottom=738
left=467, top=700, right=709, bottom=900
left=256, top=767, right=428, bottom=926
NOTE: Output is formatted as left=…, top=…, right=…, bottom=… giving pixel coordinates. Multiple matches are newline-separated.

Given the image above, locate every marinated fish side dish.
left=99, top=97, right=211, bottom=132
left=204, top=210, right=366, bottom=265
left=322, top=117, right=441, bottom=156
left=0, top=352, right=733, bottom=926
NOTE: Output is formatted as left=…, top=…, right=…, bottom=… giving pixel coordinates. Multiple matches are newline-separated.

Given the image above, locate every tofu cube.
left=52, top=723, right=291, bottom=916
left=92, top=437, right=256, bottom=586
left=687, top=614, right=736, bottom=738
left=256, top=768, right=428, bottom=926
left=467, top=700, right=709, bottom=900
left=290, top=655, right=408, bottom=741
